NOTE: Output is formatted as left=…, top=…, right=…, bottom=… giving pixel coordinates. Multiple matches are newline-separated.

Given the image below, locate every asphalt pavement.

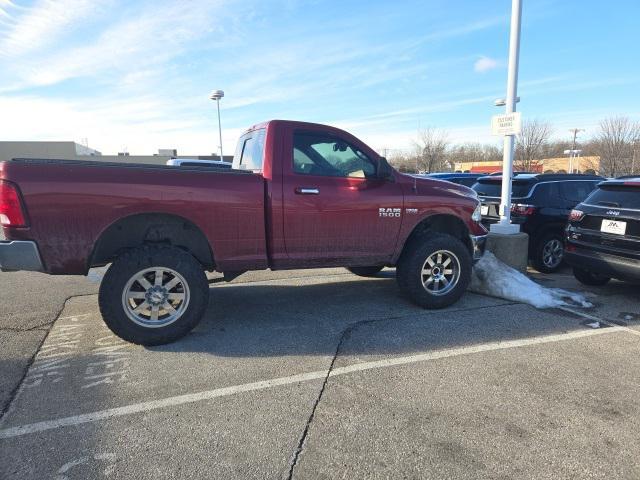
left=0, top=267, right=638, bottom=479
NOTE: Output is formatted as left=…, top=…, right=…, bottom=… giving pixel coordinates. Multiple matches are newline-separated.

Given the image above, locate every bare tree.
left=515, top=119, right=552, bottom=171
left=593, top=116, right=640, bottom=177
left=413, top=128, right=450, bottom=173
left=387, top=152, right=416, bottom=173
left=448, top=142, right=502, bottom=169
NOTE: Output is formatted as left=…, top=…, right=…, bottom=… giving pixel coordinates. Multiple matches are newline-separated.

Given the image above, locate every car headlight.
left=472, top=203, right=482, bottom=223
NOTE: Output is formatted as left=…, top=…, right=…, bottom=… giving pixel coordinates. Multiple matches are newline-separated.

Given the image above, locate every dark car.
left=424, top=172, right=486, bottom=187
left=565, top=177, right=640, bottom=285
left=472, top=173, right=603, bottom=272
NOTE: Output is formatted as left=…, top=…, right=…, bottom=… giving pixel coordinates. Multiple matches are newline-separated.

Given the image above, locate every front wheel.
left=98, top=246, right=209, bottom=345
left=396, top=233, right=472, bottom=309
left=573, top=267, right=611, bottom=286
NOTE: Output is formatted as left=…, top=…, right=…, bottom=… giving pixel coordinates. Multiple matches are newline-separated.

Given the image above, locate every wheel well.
left=90, top=213, right=214, bottom=270
left=400, top=214, right=472, bottom=260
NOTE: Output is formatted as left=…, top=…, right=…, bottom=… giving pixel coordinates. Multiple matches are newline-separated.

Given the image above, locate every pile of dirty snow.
left=87, top=266, right=108, bottom=283
left=470, top=252, right=592, bottom=309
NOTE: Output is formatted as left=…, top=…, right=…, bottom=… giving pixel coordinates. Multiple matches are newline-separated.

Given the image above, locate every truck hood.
left=404, top=173, right=478, bottom=200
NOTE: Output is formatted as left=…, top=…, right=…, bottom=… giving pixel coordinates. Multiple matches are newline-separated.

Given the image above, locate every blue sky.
left=0, top=0, right=638, bottom=155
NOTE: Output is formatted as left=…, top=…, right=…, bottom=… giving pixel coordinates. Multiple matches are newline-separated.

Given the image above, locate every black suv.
left=565, top=177, right=640, bottom=285
left=472, top=174, right=603, bottom=272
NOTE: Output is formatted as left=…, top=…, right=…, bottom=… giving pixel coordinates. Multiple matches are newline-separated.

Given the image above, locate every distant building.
left=0, top=141, right=102, bottom=160
left=453, top=156, right=601, bottom=175
left=0, top=141, right=233, bottom=166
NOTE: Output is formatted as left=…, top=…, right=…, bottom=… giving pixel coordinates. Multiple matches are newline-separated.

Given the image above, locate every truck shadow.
left=149, top=275, right=594, bottom=358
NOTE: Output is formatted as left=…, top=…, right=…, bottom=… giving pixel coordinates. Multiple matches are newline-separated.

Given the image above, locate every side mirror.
left=377, top=157, right=395, bottom=181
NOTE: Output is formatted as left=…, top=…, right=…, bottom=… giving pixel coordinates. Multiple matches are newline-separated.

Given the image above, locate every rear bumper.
left=0, top=241, right=44, bottom=272
left=471, top=234, right=487, bottom=262
left=564, top=247, right=640, bottom=282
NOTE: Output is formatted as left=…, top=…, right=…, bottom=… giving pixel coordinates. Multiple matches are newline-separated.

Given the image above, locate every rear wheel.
left=396, top=233, right=471, bottom=309
left=346, top=266, right=384, bottom=277
left=532, top=232, right=565, bottom=273
left=98, top=246, right=209, bottom=345
left=573, top=267, right=611, bottom=286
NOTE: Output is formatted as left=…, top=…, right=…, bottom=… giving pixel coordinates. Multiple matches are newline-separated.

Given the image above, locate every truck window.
left=234, top=128, right=266, bottom=172
left=293, top=132, right=376, bottom=178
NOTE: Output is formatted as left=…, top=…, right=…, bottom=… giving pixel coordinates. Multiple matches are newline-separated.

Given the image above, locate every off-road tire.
left=98, top=245, right=209, bottom=345
left=346, top=266, right=384, bottom=277
left=396, top=233, right=472, bottom=309
left=573, top=267, right=611, bottom=286
left=532, top=232, right=565, bottom=273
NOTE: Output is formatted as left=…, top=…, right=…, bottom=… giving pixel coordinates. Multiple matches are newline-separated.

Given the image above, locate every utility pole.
left=491, top=0, right=522, bottom=235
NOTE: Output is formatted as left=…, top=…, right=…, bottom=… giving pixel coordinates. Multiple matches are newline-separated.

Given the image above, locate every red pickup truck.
left=0, top=120, right=486, bottom=345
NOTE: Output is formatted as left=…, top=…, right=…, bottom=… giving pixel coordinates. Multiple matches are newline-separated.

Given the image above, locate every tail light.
left=510, top=203, right=536, bottom=216
left=0, top=181, right=28, bottom=227
left=569, top=209, right=585, bottom=222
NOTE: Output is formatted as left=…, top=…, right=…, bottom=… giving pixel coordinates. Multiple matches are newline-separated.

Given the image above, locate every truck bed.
left=0, top=158, right=268, bottom=274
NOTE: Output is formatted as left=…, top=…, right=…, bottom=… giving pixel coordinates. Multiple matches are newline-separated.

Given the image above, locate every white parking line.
left=559, top=307, right=640, bottom=337
left=0, top=326, right=625, bottom=440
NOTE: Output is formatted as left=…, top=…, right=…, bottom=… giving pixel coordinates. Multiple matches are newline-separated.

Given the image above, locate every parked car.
left=0, top=120, right=487, bottom=345
left=488, top=171, right=533, bottom=176
left=166, top=158, right=232, bottom=169
left=565, top=177, right=640, bottom=285
left=423, top=172, right=485, bottom=187
left=472, top=173, right=603, bottom=272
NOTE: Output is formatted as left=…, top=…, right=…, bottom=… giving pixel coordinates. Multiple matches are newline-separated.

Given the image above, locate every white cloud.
left=0, top=94, right=241, bottom=155
left=0, top=0, right=108, bottom=57
left=474, top=56, right=499, bottom=73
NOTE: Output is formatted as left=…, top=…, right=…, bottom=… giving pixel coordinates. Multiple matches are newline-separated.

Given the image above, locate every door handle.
left=295, top=187, right=320, bottom=195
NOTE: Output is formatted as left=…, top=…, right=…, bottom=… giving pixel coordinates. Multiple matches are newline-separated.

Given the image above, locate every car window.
left=293, top=132, right=376, bottom=178
left=560, top=181, right=597, bottom=203
left=233, top=128, right=266, bottom=171
left=585, top=186, right=640, bottom=209
left=533, top=182, right=561, bottom=202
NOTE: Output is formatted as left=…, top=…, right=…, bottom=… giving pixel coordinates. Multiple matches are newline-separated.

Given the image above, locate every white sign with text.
left=491, top=112, right=522, bottom=136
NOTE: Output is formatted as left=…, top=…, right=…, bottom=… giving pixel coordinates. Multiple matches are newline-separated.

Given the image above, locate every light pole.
left=210, top=90, right=225, bottom=162
left=491, top=0, right=523, bottom=235
left=568, top=128, right=584, bottom=173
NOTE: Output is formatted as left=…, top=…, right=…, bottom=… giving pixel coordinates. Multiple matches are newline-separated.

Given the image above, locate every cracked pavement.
left=1, top=267, right=639, bottom=479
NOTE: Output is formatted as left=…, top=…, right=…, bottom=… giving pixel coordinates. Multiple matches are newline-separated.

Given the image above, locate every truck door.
left=281, top=128, right=403, bottom=265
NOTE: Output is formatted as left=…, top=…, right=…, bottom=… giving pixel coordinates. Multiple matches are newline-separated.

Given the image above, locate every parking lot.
left=1, top=267, right=639, bottom=479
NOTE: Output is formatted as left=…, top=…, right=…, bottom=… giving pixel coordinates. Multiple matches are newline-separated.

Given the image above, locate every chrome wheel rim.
left=542, top=239, right=564, bottom=268
left=421, top=250, right=460, bottom=296
left=121, top=267, right=190, bottom=328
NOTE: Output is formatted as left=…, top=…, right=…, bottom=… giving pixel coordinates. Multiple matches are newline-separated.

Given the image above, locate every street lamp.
left=567, top=128, right=584, bottom=173
left=210, top=90, right=225, bottom=162
left=494, top=97, right=520, bottom=107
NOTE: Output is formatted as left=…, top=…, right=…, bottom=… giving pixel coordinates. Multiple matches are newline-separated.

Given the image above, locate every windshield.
left=585, top=185, right=640, bottom=209
left=472, top=179, right=533, bottom=198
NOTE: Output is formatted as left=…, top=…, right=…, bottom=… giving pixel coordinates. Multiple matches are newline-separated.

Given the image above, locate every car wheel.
left=573, top=267, right=611, bottom=286
left=533, top=232, right=565, bottom=273
left=397, top=233, right=471, bottom=309
left=99, top=245, right=209, bottom=345
left=346, top=266, right=384, bottom=277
